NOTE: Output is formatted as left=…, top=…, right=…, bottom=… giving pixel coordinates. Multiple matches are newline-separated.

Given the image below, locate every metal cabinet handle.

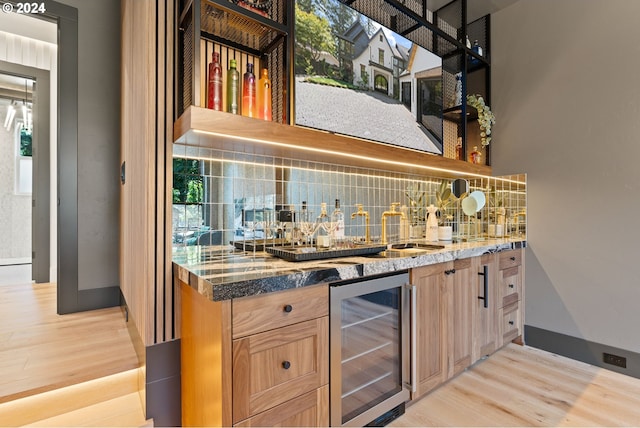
left=510, top=256, right=516, bottom=261
left=445, top=269, right=456, bottom=275
left=283, top=304, right=293, bottom=313
left=477, top=265, right=488, bottom=308
left=508, top=321, right=514, bottom=326
left=282, top=361, right=291, bottom=369
left=509, top=284, right=514, bottom=289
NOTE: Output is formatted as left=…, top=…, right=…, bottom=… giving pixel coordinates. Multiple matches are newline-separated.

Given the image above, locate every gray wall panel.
left=57, top=0, right=121, bottom=291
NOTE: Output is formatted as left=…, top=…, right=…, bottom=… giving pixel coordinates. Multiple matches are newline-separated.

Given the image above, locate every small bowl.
left=469, top=191, right=486, bottom=211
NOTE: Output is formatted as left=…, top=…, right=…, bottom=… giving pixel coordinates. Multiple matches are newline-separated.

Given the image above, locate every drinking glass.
left=298, top=211, right=318, bottom=248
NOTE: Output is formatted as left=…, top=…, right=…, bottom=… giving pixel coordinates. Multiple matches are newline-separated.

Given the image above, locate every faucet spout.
left=351, top=204, right=370, bottom=243
left=381, top=203, right=407, bottom=244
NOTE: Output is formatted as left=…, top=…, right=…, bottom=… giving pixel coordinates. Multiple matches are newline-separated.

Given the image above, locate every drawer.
left=234, top=385, right=329, bottom=427
left=232, top=317, right=329, bottom=423
left=501, top=301, right=521, bottom=345
left=499, top=249, right=522, bottom=270
left=499, top=265, right=522, bottom=308
left=233, top=284, right=328, bottom=338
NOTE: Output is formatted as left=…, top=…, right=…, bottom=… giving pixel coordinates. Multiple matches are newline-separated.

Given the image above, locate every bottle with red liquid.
left=242, top=63, right=257, bottom=118
left=207, top=52, right=222, bottom=111
left=258, top=68, right=272, bottom=121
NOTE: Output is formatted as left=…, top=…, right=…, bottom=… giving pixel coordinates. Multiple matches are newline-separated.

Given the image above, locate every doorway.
left=0, top=65, right=50, bottom=286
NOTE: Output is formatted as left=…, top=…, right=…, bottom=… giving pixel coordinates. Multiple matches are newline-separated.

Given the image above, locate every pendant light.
left=4, top=102, right=15, bottom=131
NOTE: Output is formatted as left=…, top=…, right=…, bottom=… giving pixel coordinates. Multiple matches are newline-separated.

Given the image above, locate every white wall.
left=0, top=15, right=57, bottom=280
left=492, top=0, right=640, bottom=353
left=0, top=123, right=31, bottom=261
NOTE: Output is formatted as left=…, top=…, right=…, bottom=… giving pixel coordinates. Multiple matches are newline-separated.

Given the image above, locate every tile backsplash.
left=172, top=143, right=526, bottom=246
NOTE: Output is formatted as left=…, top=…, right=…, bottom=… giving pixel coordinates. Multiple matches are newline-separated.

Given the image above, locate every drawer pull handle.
left=510, top=256, right=516, bottom=261
left=445, top=269, right=456, bottom=275
left=508, top=320, right=515, bottom=325
left=282, top=361, right=291, bottom=369
left=283, top=304, right=293, bottom=313
left=509, top=284, right=514, bottom=289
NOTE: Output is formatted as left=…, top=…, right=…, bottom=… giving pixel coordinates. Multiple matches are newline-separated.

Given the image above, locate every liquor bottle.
left=242, top=63, right=257, bottom=118
left=207, top=52, right=222, bottom=111
left=455, top=137, right=463, bottom=160
left=258, top=68, right=272, bottom=121
left=227, top=59, right=240, bottom=115
left=470, top=146, right=482, bottom=164
left=472, top=40, right=483, bottom=57
left=316, top=203, right=330, bottom=248
left=331, top=199, right=345, bottom=244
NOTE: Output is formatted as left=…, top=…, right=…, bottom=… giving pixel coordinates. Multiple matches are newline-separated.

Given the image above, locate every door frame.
left=0, top=62, right=50, bottom=284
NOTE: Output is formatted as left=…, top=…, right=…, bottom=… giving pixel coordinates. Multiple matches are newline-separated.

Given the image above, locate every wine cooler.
left=330, top=272, right=414, bottom=426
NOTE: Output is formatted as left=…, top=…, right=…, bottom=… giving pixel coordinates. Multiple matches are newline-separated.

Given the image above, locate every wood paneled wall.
left=120, top=0, right=174, bottom=346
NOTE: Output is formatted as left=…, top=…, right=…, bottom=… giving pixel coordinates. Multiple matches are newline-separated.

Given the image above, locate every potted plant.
left=435, top=181, right=453, bottom=241
left=405, top=183, right=425, bottom=239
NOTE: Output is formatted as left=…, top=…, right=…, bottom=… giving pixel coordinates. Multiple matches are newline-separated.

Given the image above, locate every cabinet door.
left=232, top=317, right=329, bottom=424
left=473, top=254, right=498, bottom=363
left=234, top=385, right=329, bottom=427
left=410, top=263, right=448, bottom=399
left=448, top=258, right=474, bottom=378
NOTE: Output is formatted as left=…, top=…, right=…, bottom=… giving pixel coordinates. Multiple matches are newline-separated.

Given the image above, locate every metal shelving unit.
left=176, top=0, right=292, bottom=122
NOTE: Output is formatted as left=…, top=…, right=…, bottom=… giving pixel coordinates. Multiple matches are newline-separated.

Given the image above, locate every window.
left=378, top=49, right=384, bottom=65
left=360, top=64, right=366, bottom=80
left=379, top=34, right=383, bottom=42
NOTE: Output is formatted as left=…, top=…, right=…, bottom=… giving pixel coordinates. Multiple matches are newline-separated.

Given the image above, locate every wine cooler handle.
left=410, top=283, right=417, bottom=394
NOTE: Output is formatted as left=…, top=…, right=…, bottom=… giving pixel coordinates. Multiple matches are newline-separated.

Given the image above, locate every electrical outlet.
left=603, top=352, right=627, bottom=368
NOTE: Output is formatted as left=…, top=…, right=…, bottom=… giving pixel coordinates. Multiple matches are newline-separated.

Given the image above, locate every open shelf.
left=174, top=106, right=493, bottom=178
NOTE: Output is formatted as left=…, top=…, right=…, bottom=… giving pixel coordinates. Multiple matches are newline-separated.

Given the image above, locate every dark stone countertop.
left=173, top=237, right=526, bottom=302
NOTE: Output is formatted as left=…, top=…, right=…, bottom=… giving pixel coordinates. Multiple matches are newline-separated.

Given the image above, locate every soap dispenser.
left=426, top=204, right=439, bottom=242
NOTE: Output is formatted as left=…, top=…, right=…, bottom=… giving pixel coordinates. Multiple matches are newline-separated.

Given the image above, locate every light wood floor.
left=391, top=343, right=640, bottom=427
left=0, top=282, right=139, bottom=403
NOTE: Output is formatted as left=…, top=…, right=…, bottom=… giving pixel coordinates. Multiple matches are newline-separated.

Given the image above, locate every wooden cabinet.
left=473, top=253, right=498, bottom=363
left=447, top=258, right=475, bottom=379
left=411, top=249, right=523, bottom=401
left=410, top=263, right=448, bottom=399
left=180, top=282, right=329, bottom=427
left=498, top=249, right=525, bottom=346
left=234, top=385, right=329, bottom=427
left=231, top=284, right=329, bottom=426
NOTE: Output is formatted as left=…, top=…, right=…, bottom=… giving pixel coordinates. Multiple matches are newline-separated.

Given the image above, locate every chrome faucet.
left=351, top=204, right=370, bottom=243
left=381, top=202, right=407, bottom=244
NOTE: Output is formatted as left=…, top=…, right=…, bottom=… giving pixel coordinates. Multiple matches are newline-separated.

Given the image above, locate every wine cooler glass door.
left=330, top=273, right=410, bottom=427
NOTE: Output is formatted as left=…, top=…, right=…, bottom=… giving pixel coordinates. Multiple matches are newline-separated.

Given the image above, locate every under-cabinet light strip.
left=173, top=153, right=450, bottom=186
left=190, top=129, right=526, bottom=185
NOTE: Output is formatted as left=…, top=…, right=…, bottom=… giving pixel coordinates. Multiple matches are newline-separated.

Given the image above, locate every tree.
left=295, top=4, right=335, bottom=73
left=313, top=0, right=357, bottom=44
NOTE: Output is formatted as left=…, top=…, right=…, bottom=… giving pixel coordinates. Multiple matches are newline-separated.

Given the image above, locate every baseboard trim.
left=525, top=325, right=640, bottom=379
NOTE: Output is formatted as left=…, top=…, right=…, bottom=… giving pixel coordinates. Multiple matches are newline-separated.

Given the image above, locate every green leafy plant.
left=467, top=94, right=496, bottom=147
left=435, top=181, right=453, bottom=224
left=405, top=183, right=425, bottom=225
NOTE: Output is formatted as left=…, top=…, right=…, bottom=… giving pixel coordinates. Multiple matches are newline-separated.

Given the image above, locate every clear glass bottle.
left=258, top=68, right=272, bottom=121
left=207, top=52, right=222, bottom=111
left=331, top=199, right=345, bottom=246
left=316, top=202, right=330, bottom=248
left=227, top=59, right=240, bottom=115
left=242, top=63, right=257, bottom=118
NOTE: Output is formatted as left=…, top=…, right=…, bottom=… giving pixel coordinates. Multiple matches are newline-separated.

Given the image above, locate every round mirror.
left=451, top=179, right=469, bottom=198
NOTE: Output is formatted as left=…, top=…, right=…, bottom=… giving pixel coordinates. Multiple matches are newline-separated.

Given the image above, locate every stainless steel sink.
left=389, top=242, right=445, bottom=250
left=383, top=242, right=445, bottom=257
